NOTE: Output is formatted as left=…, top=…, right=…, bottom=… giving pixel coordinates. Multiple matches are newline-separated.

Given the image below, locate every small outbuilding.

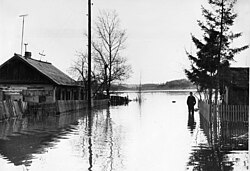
left=222, top=67, right=249, bottom=105
left=0, top=52, right=82, bottom=103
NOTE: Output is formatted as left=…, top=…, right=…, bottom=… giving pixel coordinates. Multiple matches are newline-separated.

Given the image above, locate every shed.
left=223, top=67, right=249, bottom=105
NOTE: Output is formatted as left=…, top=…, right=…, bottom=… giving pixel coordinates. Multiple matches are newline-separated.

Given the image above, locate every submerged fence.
left=199, top=100, right=249, bottom=151
left=199, top=100, right=249, bottom=123
left=0, top=100, right=28, bottom=120
left=27, top=99, right=110, bottom=115
left=0, top=99, right=110, bottom=120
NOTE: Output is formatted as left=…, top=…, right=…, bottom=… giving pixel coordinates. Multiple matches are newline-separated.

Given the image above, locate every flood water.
left=0, top=91, right=248, bottom=171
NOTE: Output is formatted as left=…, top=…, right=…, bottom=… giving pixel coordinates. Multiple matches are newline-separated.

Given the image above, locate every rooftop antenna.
left=39, top=50, right=46, bottom=60
left=19, top=14, right=28, bottom=56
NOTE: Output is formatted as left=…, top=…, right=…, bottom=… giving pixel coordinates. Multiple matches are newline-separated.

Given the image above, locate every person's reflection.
left=187, top=113, right=196, bottom=134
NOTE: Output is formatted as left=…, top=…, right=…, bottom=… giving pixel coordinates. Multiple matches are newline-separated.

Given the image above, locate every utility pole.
left=19, top=14, right=28, bottom=56
left=87, top=0, right=92, bottom=109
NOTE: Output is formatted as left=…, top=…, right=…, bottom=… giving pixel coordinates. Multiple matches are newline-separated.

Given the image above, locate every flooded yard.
left=0, top=91, right=248, bottom=171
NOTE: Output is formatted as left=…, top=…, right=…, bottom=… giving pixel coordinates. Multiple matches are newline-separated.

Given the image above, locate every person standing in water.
left=187, top=92, right=196, bottom=115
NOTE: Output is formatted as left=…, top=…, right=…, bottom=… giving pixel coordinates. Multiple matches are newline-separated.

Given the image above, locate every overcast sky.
left=0, top=0, right=249, bottom=84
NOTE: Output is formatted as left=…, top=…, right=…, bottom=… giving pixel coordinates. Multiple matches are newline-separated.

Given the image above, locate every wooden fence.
left=199, top=100, right=249, bottom=123
left=0, top=100, right=27, bottom=120
left=27, top=99, right=110, bottom=115
left=27, top=102, right=57, bottom=115
left=219, top=105, right=249, bottom=122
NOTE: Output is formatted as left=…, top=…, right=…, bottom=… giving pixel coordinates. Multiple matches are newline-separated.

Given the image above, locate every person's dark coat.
left=187, top=95, right=196, bottom=107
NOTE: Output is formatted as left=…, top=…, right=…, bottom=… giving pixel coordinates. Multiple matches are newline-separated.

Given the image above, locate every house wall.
left=0, top=84, right=84, bottom=103
left=23, top=88, right=54, bottom=103
left=0, top=84, right=55, bottom=103
left=55, top=86, right=82, bottom=101
left=228, top=87, right=249, bottom=105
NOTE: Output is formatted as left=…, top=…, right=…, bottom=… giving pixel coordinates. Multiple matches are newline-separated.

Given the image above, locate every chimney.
left=24, top=51, right=32, bottom=58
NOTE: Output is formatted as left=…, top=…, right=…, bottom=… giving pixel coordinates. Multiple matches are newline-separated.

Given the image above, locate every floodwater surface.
left=0, top=91, right=248, bottom=171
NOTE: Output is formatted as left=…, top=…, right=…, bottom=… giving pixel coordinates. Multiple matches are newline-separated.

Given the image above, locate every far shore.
left=111, top=89, right=197, bottom=94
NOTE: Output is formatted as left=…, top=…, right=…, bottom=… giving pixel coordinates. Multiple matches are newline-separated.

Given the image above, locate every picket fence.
left=199, top=100, right=249, bottom=123
left=219, top=105, right=249, bottom=122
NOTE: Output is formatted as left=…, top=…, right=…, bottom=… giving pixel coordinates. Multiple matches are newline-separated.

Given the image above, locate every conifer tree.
left=185, top=0, right=249, bottom=102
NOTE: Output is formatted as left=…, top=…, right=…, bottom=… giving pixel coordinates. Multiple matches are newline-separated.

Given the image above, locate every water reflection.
left=0, top=91, right=248, bottom=171
left=0, top=105, right=125, bottom=170
left=83, top=107, right=124, bottom=171
left=187, top=113, right=196, bottom=135
left=0, top=110, right=83, bottom=167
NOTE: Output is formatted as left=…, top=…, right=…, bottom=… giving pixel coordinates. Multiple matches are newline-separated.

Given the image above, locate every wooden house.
left=0, top=53, right=82, bottom=103
left=222, top=67, right=249, bottom=105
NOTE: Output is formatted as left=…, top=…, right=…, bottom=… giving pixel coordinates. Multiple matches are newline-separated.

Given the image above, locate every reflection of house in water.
left=0, top=106, right=123, bottom=169
left=0, top=110, right=84, bottom=166
left=0, top=52, right=82, bottom=103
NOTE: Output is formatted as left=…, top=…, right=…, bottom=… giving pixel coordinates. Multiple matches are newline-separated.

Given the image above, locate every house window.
left=66, top=90, right=70, bottom=100
left=56, top=88, right=61, bottom=100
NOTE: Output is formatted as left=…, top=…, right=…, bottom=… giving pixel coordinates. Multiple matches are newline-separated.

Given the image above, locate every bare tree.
left=68, top=51, right=88, bottom=84
left=92, top=10, right=132, bottom=97
left=68, top=51, right=102, bottom=98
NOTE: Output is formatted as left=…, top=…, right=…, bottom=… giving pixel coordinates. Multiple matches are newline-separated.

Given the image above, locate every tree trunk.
left=215, top=0, right=224, bottom=106
left=107, top=65, right=112, bottom=98
left=104, top=64, right=110, bottom=98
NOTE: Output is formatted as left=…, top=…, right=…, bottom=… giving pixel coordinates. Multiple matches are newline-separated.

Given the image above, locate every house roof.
left=1, top=54, right=77, bottom=86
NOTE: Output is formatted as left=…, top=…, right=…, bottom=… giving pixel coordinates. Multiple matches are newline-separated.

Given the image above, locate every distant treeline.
left=111, top=79, right=195, bottom=91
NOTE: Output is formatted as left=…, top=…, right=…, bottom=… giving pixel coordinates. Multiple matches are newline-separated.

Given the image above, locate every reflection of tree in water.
left=186, top=146, right=222, bottom=171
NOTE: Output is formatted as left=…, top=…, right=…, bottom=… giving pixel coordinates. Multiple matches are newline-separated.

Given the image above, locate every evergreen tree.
left=185, top=0, right=249, bottom=102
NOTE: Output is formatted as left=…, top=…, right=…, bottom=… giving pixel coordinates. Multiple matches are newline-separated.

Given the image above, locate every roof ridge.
left=13, top=54, right=76, bottom=86
left=28, top=57, right=52, bottom=64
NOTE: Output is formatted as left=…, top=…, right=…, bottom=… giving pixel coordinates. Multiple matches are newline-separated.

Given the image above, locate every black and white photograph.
left=0, top=0, right=249, bottom=170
